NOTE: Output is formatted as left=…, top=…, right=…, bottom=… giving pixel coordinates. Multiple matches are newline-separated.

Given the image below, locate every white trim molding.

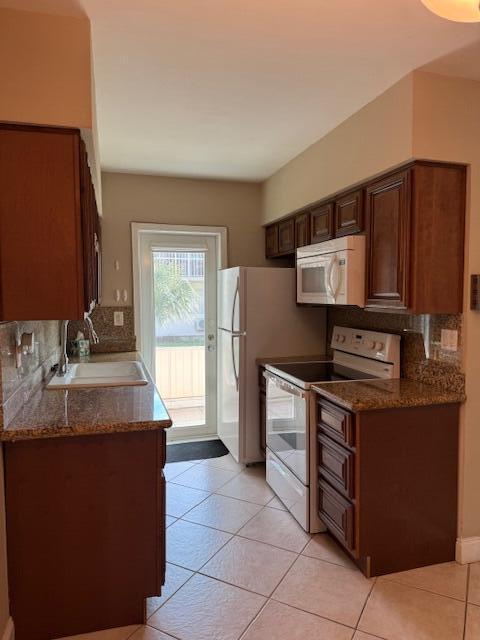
left=456, top=536, right=480, bottom=564
left=1, top=617, right=14, bottom=640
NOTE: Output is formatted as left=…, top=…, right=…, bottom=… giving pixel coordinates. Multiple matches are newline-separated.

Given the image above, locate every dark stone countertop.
left=0, top=352, right=172, bottom=442
left=312, top=378, right=465, bottom=412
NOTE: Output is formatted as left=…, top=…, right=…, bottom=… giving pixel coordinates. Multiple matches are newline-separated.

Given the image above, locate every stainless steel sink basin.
left=47, top=361, right=148, bottom=390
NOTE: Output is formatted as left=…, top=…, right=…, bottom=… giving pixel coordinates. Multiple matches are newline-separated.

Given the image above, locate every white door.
left=134, top=228, right=222, bottom=441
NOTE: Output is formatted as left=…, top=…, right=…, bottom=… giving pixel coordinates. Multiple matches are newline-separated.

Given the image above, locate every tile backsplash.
left=68, top=306, right=136, bottom=354
left=0, top=320, right=60, bottom=426
left=327, top=308, right=465, bottom=394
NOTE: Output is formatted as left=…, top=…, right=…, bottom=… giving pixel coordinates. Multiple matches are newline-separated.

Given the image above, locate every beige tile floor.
left=58, top=454, right=480, bottom=640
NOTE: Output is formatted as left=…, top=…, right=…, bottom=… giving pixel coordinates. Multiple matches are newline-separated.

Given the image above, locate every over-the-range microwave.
left=296, top=235, right=365, bottom=306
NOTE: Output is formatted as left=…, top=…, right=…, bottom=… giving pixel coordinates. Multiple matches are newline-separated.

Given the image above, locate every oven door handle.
left=264, top=371, right=305, bottom=399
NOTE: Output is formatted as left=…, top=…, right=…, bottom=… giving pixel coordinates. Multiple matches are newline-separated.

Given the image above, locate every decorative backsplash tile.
left=0, top=320, right=60, bottom=426
left=68, top=306, right=136, bottom=354
left=327, top=308, right=464, bottom=394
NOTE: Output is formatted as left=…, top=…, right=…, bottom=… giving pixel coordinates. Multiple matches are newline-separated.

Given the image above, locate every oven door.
left=296, top=253, right=340, bottom=305
left=265, top=372, right=308, bottom=485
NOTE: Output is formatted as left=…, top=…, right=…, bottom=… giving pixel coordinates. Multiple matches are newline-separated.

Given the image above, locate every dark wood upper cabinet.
left=365, top=170, right=410, bottom=309
left=0, top=124, right=101, bottom=321
left=334, top=189, right=363, bottom=237
left=278, top=218, right=295, bottom=255
left=265, top=224, right=279, bottom=258
left=366, top=162, right=466, bottom=314
left=295, top=212, right=310, bottom=248
left=310, top=203, right=333, bottom=244
left=263, top=161, right=465, bottom=313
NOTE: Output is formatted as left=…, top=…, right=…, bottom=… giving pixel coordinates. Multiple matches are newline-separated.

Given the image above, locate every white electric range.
left=264, top=326, right=400, bottom=532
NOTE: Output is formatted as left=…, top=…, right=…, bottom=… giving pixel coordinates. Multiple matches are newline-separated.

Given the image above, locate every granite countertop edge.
left=311, top=379, right=465, bottom=412
left=0, top=351, right=172, bottom=443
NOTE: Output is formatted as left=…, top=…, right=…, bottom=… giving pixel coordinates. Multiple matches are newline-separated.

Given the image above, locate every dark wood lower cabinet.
left=4, top=429, right=167, bottom=640
left=316, top=396, right=459, bottom=577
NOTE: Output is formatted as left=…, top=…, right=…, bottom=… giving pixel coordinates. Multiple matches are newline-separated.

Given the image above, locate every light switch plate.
left=441, top=329, right=458, bottom=352
left=114, top=311, right=124, bottom=327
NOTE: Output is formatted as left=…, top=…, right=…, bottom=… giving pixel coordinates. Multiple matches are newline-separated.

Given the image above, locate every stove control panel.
left=331, top=326, right=400, bottom=364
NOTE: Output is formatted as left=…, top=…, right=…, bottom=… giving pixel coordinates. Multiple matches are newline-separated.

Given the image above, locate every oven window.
left=301, top=265, right=327, bottom=294
left=266, top=378, right=308, bottom=485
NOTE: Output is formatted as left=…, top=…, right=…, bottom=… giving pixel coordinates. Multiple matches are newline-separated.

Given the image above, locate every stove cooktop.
left=266, top=360, right=379, bottom=389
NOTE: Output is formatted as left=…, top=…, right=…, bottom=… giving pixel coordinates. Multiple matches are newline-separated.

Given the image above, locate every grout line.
left=168, top=467, right=243, bottom=493
left=354, top=576, right=377, bottom=632
left=123, top=625, right=142, bottom=640
left=379, top=574, right=470, bottom=603
left=196, top=538, right=299, bottom=599
left=146, top=567, right=196, bottom=621
left=237, top=597, right=271, bottom=639
left=267, top=592, right=358, bottom=634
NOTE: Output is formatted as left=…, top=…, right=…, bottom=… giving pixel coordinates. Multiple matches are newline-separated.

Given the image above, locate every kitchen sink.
left=46, top=361, right=148, bottom=390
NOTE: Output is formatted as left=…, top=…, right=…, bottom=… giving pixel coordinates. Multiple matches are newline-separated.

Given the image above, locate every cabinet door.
left=334, top=189, right=363, bottom=237
left=310, top=203, right=333, bottom=243
left=0, top=125, right=85, bottom=320
left=365, top=170, right=411, bottom=309
left=265, top=224, right=279, bottom=258
left=79, top=141, right=97, bottom=314
left=278, top=218, right=295, bottom=254
left=295, top=212, right=310, bottom=248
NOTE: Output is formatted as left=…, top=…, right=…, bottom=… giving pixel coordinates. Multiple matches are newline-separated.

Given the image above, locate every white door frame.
left=132, top=223, right=227, bottom=440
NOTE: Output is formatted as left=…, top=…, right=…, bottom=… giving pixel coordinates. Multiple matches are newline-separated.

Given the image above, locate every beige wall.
left=0, top=7, right=92, bottom=128
left=101, top=172, right=267, bottom=306
left=412, top=71, right=480, bottom=539
left=0, top=7, right=102, bottom=210
left=262, top=74, right=414, bottom=223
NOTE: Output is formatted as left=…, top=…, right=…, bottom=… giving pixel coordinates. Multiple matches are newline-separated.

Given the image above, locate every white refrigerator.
left=217, top=267, right=326, bottom=464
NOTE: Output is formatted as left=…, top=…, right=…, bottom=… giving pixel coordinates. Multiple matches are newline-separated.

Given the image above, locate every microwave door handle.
left=325, top=258, right=335, bottom=299
left=329, top=256, right=340, bottom=301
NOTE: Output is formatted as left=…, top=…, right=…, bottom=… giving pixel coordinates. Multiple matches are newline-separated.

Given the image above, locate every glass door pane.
left=153, top=250, right=206, bottom=429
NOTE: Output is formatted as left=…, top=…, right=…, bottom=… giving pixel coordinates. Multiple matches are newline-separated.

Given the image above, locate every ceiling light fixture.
left=421, top=0, right=480, bottom=22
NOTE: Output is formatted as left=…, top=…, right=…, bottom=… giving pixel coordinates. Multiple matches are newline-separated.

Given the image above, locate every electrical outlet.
left=114, top=311, right=124, bottom=327
left=441, top=329, right=458, bottom=352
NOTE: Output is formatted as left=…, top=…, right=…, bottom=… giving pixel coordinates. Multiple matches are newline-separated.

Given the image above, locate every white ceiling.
left=3, top=0, right=480, bottom=180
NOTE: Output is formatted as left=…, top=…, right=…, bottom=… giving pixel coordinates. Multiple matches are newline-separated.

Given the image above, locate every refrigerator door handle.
left=231, top=276, right=240, bottom=333
left=231, top=335, right=239, bottom=392
left=218, top=327, right=246, bottom=337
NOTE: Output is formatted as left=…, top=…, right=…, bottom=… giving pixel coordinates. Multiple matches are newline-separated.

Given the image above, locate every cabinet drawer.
left=318, top=433, right=355, bottom=499
left=317, top=399, right=355, bottom=448
left=319, top=479, right=355, bottom=552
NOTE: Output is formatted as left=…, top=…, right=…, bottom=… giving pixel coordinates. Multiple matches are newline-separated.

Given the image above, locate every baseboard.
left=1, top=617, right=14, bottom=640
left=456, top=536, right=480, bottom=564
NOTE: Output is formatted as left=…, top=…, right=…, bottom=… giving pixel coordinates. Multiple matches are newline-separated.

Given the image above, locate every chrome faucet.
left=84, top=315, right=100, bottom=345
left=57, top=316, right=100, bottom=377
left=57, top=320, right=70, bottom=377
